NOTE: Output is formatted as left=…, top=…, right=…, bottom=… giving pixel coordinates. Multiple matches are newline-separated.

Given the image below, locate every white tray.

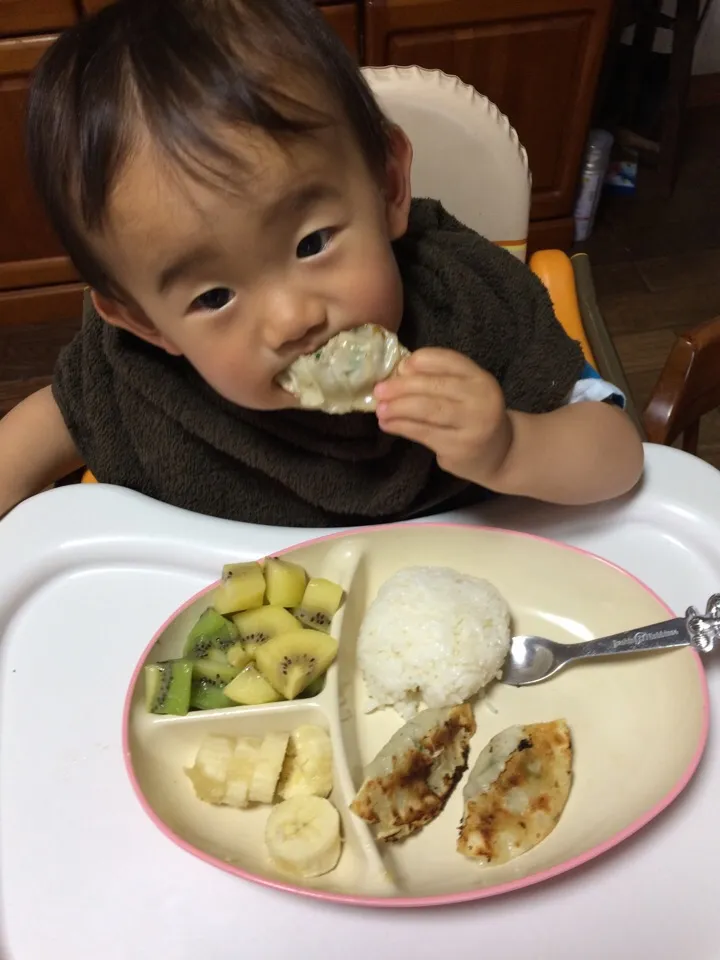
left=1, top=443, right=720, bottom=960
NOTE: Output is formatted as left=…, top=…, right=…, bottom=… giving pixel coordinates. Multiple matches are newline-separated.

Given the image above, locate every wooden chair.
left=643, top=317, right=720, bottom=452
left=607, top=0, right=716, bottom=195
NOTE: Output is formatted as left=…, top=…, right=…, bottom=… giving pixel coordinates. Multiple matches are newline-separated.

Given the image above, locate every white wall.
left=693, top=0, right=720, bottom=74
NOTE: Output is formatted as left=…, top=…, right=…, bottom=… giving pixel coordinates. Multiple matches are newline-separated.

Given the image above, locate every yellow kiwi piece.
left=213, top=562, right=266, bottom=615
left=294, top=577, right=344, bottom=633
left=225, top=643, right=253, bottom=670
left=264, top=557, right=307, bottom=607
left=231, top=605, right=301, bottom=657
left=224, top=664, right=283, bottom=705
left=255, top=629, right=339, bottom=700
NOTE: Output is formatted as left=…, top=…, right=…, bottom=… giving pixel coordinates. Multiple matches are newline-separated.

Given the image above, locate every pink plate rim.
left=122, top=521, right=710, bottom=909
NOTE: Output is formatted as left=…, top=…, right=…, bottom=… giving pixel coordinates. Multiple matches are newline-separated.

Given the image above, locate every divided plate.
left=123, top=524, right=709, bottom=907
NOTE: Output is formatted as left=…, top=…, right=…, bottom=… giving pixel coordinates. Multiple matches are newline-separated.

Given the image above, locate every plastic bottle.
left=574, top=129, right=614, bottom=242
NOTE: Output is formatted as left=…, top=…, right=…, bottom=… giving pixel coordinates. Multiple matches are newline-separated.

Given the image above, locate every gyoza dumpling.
left=457, top=720, right=573, bottom=864
left=277, top=324, right=409, bottom=414
left=349, top=703, right=476, bottom=841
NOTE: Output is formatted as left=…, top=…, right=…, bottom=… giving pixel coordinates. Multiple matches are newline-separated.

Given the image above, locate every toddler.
left=0, top=0, right=643, bottom=525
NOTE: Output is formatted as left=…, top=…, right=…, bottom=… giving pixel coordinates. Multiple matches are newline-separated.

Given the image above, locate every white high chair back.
left=363, top=66, right=531, bottom=262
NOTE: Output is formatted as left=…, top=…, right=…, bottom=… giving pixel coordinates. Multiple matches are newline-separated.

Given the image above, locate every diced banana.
left=249, top=732, right=290, bottom=804
left=185, top=734, right=235, bottom=803
left=265, top=796, right=342, bottom=878
left=277, top=725, right=333, bottom=800
left=223, top=737, right=262, bottom=808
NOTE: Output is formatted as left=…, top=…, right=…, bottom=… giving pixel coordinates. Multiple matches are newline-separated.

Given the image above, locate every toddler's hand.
left=374, top=348, right=512, bottom=486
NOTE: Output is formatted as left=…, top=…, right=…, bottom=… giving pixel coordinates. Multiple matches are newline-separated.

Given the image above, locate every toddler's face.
left=91, top=122, right=411, bottom=411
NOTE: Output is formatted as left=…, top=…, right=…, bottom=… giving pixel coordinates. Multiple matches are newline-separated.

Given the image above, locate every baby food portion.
left=457, top=720, right=573, bottom=865
left=266, top=796, right=342, bottom=879
left=277, top=324, right=409, bottom=414
left=184, top=726, right=341, bottom=879
left=277, top=725, right=334, bottom=800
left=357, top=566, right=512, bottom=719
left=186, top=726, right=334, bottom=807
left=143, top=559, right=344, bottom=715
left=350, top=703, right=476, bottom=841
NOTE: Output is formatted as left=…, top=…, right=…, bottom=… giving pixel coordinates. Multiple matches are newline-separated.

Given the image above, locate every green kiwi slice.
left=183, top=608, right=239, bottom=660
left=144, top=659, right=193, bottom=715
left=189, top=678, right=235, bottom=710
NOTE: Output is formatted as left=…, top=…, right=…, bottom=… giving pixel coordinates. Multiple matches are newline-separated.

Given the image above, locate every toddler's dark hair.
left=26, top=0, right=391, bottom=298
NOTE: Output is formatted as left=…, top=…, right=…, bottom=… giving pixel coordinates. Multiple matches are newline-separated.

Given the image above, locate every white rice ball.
left=357, top=566, right=511, bottom=719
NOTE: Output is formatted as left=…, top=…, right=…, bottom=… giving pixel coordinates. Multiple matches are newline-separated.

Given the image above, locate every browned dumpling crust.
left=350, top=703, right=476, bottom=841
left=457, top=719, right=572, bottom=864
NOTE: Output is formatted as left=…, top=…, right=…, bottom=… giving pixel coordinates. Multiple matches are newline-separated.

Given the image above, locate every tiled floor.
left=579, top=104, right=720, bottom=467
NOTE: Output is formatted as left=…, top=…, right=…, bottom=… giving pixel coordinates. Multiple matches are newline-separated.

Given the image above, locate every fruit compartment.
left=126, top=535, right=398, bottom=895
left=128, top=695, right=397, bottom=895
left=140, top=534, right=368, bottom=716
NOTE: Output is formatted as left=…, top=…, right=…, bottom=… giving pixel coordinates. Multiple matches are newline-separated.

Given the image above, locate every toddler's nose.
left=263, top=290, right=327, bottom=352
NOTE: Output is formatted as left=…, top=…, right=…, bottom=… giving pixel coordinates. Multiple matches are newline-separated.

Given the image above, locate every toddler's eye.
left=296, top=228, right=333, bottom=259
left=191, top=287, right=235, bottom=312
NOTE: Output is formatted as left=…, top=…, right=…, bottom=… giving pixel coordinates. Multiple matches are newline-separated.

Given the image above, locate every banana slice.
left=277, top=725, right=333, bottom=800
left=185, top=734, right=235, bottom=803
left=265, top=796, right=342, bottom=878
left=249, top=732, right=290, bottom=804
left=223, top=736, right=262, bottom=808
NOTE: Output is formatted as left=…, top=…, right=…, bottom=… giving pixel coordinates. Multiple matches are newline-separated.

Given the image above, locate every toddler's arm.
left=376, top=349, right=644, bottom=506
left=0, top=386, right=83, bottom=518
left=493, top=400, right=643, bottom=504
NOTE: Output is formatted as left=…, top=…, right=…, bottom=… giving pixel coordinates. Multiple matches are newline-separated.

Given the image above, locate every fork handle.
left=571, top=617, right=691, bottom=660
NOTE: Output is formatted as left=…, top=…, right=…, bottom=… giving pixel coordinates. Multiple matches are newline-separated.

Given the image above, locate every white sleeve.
left=566, top=361, right=626, bottom=409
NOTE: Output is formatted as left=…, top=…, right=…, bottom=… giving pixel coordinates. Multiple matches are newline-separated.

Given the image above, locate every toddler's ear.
left=90, top=291, right=182, bottom=356
left=384, top=124, right=413, bottom=241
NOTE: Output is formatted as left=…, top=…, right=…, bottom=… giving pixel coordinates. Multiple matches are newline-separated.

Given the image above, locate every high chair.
left=82, top=66, right=643, bottom=485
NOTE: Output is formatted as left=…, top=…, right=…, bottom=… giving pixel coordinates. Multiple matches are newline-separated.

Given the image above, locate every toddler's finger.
left=375, top=372, right=464, bottom=403
left=404, top=347, right=481, bottom=378
left=376, top=394, right=460, bottom=429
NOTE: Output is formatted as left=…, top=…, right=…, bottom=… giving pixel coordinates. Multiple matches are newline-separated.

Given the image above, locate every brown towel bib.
left=53, top=200, right=584, bottom=526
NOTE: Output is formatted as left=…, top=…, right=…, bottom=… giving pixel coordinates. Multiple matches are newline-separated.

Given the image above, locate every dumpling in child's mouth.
left=277, top=324, right=409, bottom=414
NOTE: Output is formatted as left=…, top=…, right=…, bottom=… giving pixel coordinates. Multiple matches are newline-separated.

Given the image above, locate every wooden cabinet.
left=0, top=35, right=79, bottom=293
left=365, top=0, right=613, bottom=235
left=79, top=0, right=361, bottom=56
left=0, top=284, right=85, bottom=415
left=320, top=3, right=360, bottom=58
left=80, top=0, right=115, bottom=11
left=0, top=0, right=613, bottom=404
left=0, top=1, right=76, bottom=36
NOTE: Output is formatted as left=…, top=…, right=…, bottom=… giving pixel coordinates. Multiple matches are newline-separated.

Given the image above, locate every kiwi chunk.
left=183, top=608, right=239, bottom=660
left=298, top=674, right=326, bottom=699
left=190, top=678, right=235, bottom=711
left=214, top=562, right=266, bottom=615
left=224, top=664, right=283, bottom=705
left=294, top=577, right=344, bottom=633
left=226, top=643, right=253, bottom=670
left=191, top=659, right=239, bottom=684
left=264, top=557, right=307, bottom=607
left=231, top=605, right=301, bottom=657
left=145, top=659, right=193, bottom=715
left=255, top=629, right=338, bottom=700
